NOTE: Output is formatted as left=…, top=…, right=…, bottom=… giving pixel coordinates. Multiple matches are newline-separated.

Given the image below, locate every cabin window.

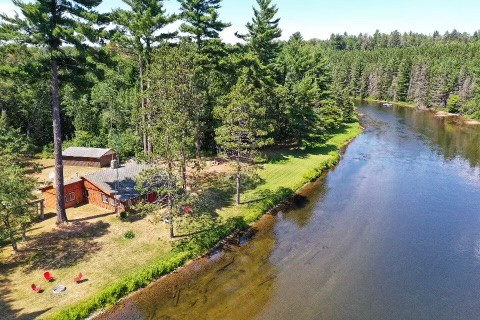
left=65, top=192, right=75, bottom=203
left=101, top=194, right=109, bottom=204
left=109, top=198, right=115, bottom=206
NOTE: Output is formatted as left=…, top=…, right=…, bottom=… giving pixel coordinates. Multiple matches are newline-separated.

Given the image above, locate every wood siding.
left=83, top=180, right=121, bottom=211
left=42, top=181, right=85, bottom=209
left=62, top=152, right=116, bottom=168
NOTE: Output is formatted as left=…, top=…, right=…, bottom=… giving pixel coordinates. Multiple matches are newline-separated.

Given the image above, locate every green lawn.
left=219, top=122, right=362, bottom=221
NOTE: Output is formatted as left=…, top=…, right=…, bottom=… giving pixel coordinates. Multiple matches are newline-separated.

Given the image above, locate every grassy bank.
left=5, top=122, right=361, bottom=320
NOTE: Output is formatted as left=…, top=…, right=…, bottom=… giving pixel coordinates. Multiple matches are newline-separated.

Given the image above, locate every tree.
left=113, top=0, right=177, bottom=153
left=1, top=0, right=105, bottom=224
left=146, top=44, right=202, bottom=189
left=236, top=0, right=282, bottom=67
left=0, top=155, right=35, bottom=252
left=178, top=0, right=230, bottom=48
left=447, top=95, right=462, bottom=113
left=178, top=0, right=231, bottom=157
left=277, top=33, right=343, bottom=146
left=144, top=44, right=203, bottom=234
left=215, top=69, right=268, bottom=205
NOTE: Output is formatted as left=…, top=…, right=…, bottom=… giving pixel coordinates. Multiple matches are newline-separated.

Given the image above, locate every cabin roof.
left=82, top=162, right=151, bottom=201
left=62, top=147, right=115, bottom=159
left=38, top=177, right=83, bottom=191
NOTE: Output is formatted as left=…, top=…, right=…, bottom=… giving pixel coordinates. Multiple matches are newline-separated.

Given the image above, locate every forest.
left=0, top=0, right=356, bottom=247
left=319, top=30, right=480, bottom=118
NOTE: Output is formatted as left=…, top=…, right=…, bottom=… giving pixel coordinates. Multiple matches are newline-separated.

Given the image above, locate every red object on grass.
left=44, top=272, right=54, bottom=282
left=74, top=273, right=83, bottom=283
left=31, top=284, right=42, bottom=293
left=184, top=205, right=193, bottom=215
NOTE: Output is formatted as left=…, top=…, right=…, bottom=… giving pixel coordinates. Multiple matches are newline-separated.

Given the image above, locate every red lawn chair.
left=31, top=284, right=42, bottom=293
left=74, top=273, right=83, bottom=283
left=44, top=272, right=54, bottom=282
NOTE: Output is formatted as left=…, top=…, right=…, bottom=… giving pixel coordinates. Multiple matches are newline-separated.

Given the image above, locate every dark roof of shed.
left=62, top=147, right=115, bottom=159
left=82, top=162, right=151, bottom=201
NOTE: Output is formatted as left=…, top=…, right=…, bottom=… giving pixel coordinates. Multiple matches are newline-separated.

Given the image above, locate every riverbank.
left=33, top=122, right=362, bottom=320
left=358, top=97, right=480, bottom=125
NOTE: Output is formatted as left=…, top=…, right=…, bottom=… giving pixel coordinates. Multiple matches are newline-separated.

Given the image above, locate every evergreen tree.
left=215, top=69, right=268, bottom=205
left=113, top=0, right=177, bottom=153
left=178, top=0, right=231, bottom=157
left=1, top=0, right=104, bottom=224
left=0, top=155, right=35, bottom=252
left=178, top=0, right=230, bottom=48
left=236, top=0, right=282, bottom=66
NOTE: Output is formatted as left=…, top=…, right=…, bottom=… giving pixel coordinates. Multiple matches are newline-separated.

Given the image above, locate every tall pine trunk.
left=51, top=58, right=68, bottom=224
left=236, top=159, right=241, bottom=205
left=139, top=54, right=148, bottom=153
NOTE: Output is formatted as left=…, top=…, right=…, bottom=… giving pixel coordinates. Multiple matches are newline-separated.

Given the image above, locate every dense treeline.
left=0, top=0, right=350, bottom=156
left=0, top=0, right=352, bottom=226
left=316, top=30, right=480, bottom=119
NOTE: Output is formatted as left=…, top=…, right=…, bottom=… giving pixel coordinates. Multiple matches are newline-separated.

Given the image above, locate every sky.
left=1, top=0, right=479, bottom=43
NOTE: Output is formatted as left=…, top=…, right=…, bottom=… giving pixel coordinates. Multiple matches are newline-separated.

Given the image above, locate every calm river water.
left=100, top=102, right=480, bottom=320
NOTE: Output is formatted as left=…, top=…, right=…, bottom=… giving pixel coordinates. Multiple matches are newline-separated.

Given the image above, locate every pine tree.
left=0, top=154, right=35, bottom=252
left=113, top=0, right=177, bottom=153
left=236, top=0, right=282, bottom=67
left=1, top=0, right=104, bottom=224
left=215, top=69, right=268, bottom=205
left=178, top=0, right=230, bottom=48
left=178, top=0, right=230, bottom=157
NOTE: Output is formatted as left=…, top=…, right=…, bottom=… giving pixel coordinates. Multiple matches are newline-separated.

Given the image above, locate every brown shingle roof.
left=62, top=147, right=115, bottom=159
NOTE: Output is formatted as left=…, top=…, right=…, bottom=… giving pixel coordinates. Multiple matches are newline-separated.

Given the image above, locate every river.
left=99, top=102, right=480, bottom=320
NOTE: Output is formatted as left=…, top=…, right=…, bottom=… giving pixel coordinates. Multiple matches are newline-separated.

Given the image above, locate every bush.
left=447, top=95, right=462, bottom=113
left=41, top=143, right=55, bottom=159
left=119, top=211, right=128, bottom=220
left=123, top=231, right=135, bottom=239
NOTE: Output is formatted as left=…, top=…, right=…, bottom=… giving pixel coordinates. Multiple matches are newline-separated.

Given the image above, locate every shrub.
left=447, top=95, right=462, bottom=113
left=119, top=211, right=128, bottom=220
left=123, top=231, right=135, bottom=239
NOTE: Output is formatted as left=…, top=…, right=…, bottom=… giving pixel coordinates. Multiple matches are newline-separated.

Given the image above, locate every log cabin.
left=38, top=162, right=157, bottom=212
left=82, top=162, right=155, bottom=211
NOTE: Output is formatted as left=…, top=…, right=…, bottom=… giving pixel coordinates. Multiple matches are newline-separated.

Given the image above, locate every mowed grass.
left=0, top=122, right=361, bottom=320
left=219, top=122, right=362, bottom=220
left=0, top=206, right=172, bottom=320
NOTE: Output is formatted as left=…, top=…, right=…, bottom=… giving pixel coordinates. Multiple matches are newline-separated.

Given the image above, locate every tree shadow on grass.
left=0, top=270, right=52, bottom=320
left=263, top=144, right=338, bottom=164
left=261, top=125, right=350, bottom=164
left=12, top=221, right=110, bottom=273
left=193, top=172, right=265, bottom=216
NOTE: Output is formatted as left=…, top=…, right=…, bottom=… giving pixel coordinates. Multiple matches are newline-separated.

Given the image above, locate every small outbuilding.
left=62, top=147, right=117, bottom=168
